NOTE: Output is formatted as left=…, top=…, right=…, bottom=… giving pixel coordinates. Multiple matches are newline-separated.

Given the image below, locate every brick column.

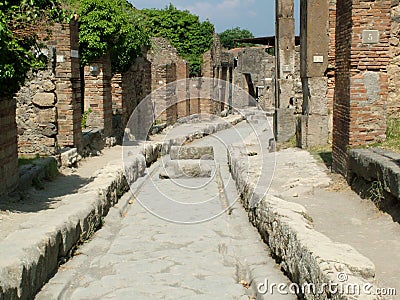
left=166, top=63, right=178, bottom=125
left=298, top=0, right=329, bottom=148
left=327, top=0, right=337, bottom=139
left=0, top=96, right=18, bottom=195
left=176, top=61, right=190, bottom=119
left=189, top=78, right=201, bottom=115
left=55, top=20, right=82, bottom=149
left=333, top=0, right=390, bottom=175
left=84, top=54, right=112, bottom=136
left=274, top=0, right=296, bottom=142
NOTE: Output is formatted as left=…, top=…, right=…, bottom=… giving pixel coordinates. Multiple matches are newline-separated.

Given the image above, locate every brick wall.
left=16, top=20, right=82, bottom=155
left=333, top=0, right=390, bottom=175
left=388, top=2, right=400, bottom=117
left=84, top=54, right=112, bottom=136
left=0, top=96, right=18, bottom=196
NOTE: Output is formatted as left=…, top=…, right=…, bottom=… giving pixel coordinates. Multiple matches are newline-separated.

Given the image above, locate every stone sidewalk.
left=0, top=113, right=246, bottom=299
left=228, top=112, right=400, bottom=299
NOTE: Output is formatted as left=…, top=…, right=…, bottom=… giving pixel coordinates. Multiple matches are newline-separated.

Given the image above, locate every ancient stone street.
left=36, top=114, right=293, bottom=299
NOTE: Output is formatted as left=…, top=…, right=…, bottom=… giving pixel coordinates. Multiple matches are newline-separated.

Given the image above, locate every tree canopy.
left=0, top=0, right=65, bottom=97
left=141, top=4, right=214, bottom=76
left=73, top=0, right=149, bottom=73
left=219, top=27, right=254, bottom=49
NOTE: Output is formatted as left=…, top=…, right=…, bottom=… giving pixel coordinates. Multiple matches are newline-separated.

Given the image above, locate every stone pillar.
left=274, top=0, right=296, bottom=142
left=84, top=54, right=113, bottom=136
left=333, top=0, right=390, bottom=176
left=0, top=96, right=18, bottom=196
left=220, top=66, right=229, bottom=112
left=298, top=0, right=329, bottom=148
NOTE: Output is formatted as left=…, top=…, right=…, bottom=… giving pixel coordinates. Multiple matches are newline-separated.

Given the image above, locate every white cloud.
left=216, top=0, right=240, bottom=10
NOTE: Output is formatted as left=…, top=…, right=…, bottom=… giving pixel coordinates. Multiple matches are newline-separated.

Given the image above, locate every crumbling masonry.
left=3, top=1, right=400, bottom=195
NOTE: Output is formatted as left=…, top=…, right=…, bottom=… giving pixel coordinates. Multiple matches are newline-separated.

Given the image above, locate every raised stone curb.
left=18, top=157, right=58, bottom=191
left=349, top=148, right=400, bottom=199
left=0, top=114, right=244, bottom=300
left=228, top=144, right=382, bottom=299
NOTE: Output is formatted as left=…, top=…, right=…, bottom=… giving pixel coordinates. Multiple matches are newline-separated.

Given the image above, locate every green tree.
left=219, top=27, right=254, bottom=49
left=75, top=0, right=149, bottom=73
left=142, top=4, right=214, bottom=76
left=0, top=0, right=65, bottom=97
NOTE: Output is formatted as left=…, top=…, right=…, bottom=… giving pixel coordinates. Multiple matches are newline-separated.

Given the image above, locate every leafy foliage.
left=0, top=0, right=65, bottom=97
left=142, top=4, right=214, bottom=76
left=75, top=0, right=149, bottom=73
left=219, top=27, right=254, bottom=49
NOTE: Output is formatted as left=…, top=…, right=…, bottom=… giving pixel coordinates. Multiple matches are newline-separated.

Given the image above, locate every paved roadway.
left=36, top=116, right=294, bottom=299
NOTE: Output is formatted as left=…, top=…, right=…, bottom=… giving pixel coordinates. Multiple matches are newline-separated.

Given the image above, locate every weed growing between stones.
left=351, top=176, right=387, bottom=210
left=81, top=108, right=92, bottom=129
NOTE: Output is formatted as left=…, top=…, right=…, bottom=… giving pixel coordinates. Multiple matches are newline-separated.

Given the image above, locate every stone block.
left=159, top=159, right=214, bottom=179
left=60, top=147, right=79, bottom=167
left=170, top=146, right=214, bottom=160
left=298, top=114, right=329, bottom=148
left=43, top=80, right=56, bottom=92
left=275, top=107, right=296, bottom=143
left=36, top=108, right=56, bottom=124
left=349, top=148, right=400, bottom=199
left=32, top=93, right=55, bottom=107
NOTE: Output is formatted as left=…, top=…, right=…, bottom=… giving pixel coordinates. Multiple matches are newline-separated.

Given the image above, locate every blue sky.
left=130, top=0, right=300, bottom=37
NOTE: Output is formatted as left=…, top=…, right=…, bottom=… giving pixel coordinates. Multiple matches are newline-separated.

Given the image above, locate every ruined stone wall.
left=111, top=54, right=152, bottom=141
left=0, top=96, right=18, bottom=195
left=16, top=21, right=82, bottom=156
left=388, top=1, right=400, bottom=118
left=16, top=68, right=58, bottom=156
left=230, top=47, right=275, bottom=110
left=333, top=0, right=390, bottom=175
